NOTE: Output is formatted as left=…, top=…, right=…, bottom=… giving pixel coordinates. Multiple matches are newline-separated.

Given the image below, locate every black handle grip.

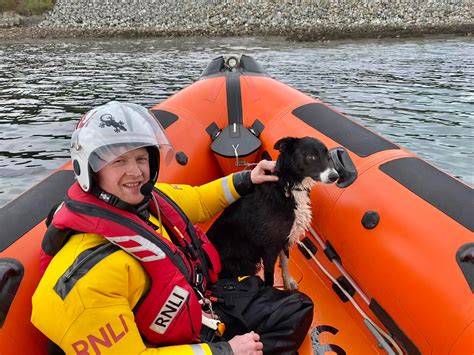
left=0, top=258, right=24, bottom=327
left=329, top=147, right=358, bottom=188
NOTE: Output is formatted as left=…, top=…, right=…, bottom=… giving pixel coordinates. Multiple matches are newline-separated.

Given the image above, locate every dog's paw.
left=284, top=277, right=299, bottom=291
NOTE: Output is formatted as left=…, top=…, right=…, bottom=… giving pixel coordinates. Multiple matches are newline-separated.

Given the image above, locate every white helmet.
left=71, top=101, right=173, bottom=192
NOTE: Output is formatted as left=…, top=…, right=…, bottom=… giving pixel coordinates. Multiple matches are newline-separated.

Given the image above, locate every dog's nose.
left=328, top=170, right=339, bottom=182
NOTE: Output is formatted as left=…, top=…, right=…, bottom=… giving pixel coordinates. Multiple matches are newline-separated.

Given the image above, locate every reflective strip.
left=190, top=344, right=206, bottom=355
left=108, top=235, right=166, bottom=261
left=222, top=176, right=237, bottom=204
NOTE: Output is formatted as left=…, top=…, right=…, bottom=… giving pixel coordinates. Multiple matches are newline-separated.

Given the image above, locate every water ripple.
left=0, top=36, right=473, bottom=206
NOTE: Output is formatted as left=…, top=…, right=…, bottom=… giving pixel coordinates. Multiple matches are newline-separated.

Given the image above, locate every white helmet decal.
left=71, top=101, right=173, bottom=192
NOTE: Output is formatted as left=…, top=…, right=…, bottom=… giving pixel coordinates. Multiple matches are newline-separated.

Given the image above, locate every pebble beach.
left=1, top=0, right=473, bottom=40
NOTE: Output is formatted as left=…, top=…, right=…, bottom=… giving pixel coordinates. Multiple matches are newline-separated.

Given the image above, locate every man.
left=31, top=101, right=311, bottom=354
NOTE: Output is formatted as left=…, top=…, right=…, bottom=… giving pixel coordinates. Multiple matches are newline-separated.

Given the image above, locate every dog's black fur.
left=207, top=136, right=338, bottom=288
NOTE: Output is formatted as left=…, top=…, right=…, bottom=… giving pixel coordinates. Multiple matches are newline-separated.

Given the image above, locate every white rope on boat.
left=297, top=239, right=403, bottom=355
left=308, top=226, right=370, bottom=305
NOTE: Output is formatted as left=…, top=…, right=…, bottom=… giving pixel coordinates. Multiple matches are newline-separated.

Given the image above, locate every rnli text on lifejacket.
left=71, top=314, right=129, bottom=354
left=150, top=285, right=189, bottom=334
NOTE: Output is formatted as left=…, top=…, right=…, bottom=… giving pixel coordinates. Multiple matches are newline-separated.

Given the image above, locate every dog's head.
left=274, top=137, right=339, bottom=185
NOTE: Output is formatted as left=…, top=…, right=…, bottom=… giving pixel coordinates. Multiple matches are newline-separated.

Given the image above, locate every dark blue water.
left=1, top=36, right=473, bottom=206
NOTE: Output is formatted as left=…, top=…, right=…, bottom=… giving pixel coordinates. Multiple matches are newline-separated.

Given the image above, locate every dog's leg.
left=280, top=250, right=298, bottom=290
left=263, top=248, right=279, bottom=287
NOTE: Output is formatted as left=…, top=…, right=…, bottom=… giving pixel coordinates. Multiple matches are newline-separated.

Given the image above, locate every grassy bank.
left=0, top=0, right=55, bottom=16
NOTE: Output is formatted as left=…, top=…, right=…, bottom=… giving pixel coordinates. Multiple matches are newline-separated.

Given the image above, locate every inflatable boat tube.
left=1, top=55, right=472, bottom=355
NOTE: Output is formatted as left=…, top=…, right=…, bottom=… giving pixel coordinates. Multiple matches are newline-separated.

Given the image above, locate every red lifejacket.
left=42, top=182, right=221, bottom=346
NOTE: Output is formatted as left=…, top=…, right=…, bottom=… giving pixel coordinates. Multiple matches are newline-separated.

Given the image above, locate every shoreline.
left=1, top=24, right=472, bottom=42
left=1, top=0, right=472, bottom=42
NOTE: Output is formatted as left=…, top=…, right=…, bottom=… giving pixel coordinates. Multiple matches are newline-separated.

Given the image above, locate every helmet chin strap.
left=90, top=183, right=151, bottom=218
left=140, top=182, right=163, bottom=233
left=88, top=146, right=160, bottom=218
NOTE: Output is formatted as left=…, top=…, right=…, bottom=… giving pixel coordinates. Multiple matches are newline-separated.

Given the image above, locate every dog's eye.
left=307, top=155, right=317, bottom=161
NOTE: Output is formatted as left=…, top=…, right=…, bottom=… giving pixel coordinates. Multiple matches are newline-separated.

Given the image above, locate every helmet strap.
left=90, top=184, right=150, bottom=219
left=147, top=146, right=160, bottom=184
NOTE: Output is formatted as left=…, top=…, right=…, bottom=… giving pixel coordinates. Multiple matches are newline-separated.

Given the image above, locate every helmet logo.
left=98, top=114, right=127, bottom=133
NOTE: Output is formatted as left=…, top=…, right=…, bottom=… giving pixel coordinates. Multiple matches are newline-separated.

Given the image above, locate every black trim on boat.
left=369, top=298, right=420, bottom=355
left=292, top=103, right=399, bottom=157
left=54, top=243, right=120, bottom=300
left=210, top=124, right=262, bottom=158
left=456, top=243, right=474, bottom=293
left=200, top=55, right=268, bottom=78
left=201, top=56, right=227, bottom=77
left=380, top=157, right=474, bottom=232
left=150, top=109, right=178, bottom=129
left=298, top=237, right=318, bottom=260
left=0, top=258, right=24, bottom=328
left=249, top=119, right=265, bottom=137
left=239, top=55, right=267, bottom=75
left=332, top=276, right=356, bottom=303
left=206, top=122, right=222, bottom=140
left=0, top=170, right=75, bottom=252
left=210, top=68, right=261, bottom=158
left=323, top=240, right=342, bottom=264
left=226, top=71, right=243, bottom=127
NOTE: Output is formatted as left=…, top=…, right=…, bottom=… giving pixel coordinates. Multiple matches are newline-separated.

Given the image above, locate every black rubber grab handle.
left=329, top=147, right=358, bottom=188
left=0, top=258, right=24, bottom=327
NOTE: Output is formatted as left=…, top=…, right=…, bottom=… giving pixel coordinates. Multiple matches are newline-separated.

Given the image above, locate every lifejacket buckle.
left=194, top=265, right=204, bottom=289
left=196, top=272, right=203, bottom=285
left=202, top=315, right=226, bottom=337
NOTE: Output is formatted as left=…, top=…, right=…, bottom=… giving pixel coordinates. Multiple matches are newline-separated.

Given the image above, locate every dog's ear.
left=274, top=137, right=296, bottom=153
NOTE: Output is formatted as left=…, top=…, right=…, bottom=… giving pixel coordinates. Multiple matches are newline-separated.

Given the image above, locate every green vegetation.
left=0, top=0, right=55, bottom=16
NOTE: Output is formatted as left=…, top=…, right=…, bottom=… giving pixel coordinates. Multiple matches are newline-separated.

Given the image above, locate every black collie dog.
left=207, top=136, right=339, bottom=290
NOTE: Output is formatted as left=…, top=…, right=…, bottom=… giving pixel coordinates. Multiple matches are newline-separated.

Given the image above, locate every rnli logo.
left=149, top=285, right=189, bottom=334
left=71, top=314, right=129, bottom=354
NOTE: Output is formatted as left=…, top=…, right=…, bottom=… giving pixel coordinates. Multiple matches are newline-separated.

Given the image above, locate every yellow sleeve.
left=62, top=307, right=213, bottom=354
left=156, top=174, right=240, bottom=224
left=31, top=234, right=214, bottom=355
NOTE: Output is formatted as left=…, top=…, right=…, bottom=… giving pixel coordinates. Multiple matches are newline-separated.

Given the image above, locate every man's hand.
left=250, top=160, right=279, bottom=185
left=228, top=331, right=264, bottom=355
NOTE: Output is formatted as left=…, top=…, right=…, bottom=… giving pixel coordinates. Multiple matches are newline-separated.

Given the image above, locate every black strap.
left=54, top=243, right=120, bottom=300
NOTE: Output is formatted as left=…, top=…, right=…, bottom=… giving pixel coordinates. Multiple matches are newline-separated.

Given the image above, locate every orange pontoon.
left=1, top=55, right=472, bottom=354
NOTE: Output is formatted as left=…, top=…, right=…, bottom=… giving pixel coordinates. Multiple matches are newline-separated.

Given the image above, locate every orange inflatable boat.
left=1, top=55, right=472, bottom=354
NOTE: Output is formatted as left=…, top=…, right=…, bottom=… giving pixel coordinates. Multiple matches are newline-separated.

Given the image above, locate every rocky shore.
left=1, top=0, right=473, bottom=41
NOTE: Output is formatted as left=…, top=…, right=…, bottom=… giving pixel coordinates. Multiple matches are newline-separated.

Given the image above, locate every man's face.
left=97, top=147, right=150, bottom=205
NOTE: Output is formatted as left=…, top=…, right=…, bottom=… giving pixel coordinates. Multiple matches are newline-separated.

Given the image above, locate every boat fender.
left=329, top=147, right=357, bottom=188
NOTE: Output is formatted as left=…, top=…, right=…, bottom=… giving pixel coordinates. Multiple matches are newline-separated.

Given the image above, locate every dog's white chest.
left=287, top=178, right=314, bottom=245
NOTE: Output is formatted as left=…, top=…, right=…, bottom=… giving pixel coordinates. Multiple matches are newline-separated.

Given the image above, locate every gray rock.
left=33, top=0, right=474, bottom=39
